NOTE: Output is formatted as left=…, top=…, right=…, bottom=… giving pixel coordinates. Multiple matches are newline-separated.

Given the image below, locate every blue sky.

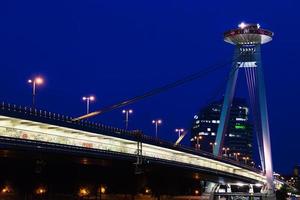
left=0, top=0, right=299, bottom=174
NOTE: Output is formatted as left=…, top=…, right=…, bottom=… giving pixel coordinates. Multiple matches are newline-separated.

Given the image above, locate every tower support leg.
left=255, top=45, right=274, bottom=195
left=213, top=48, right=240, bottom=156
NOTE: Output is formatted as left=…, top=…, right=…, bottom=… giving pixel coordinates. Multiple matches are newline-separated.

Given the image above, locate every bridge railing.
left=0, top=102, right=261, bottom=173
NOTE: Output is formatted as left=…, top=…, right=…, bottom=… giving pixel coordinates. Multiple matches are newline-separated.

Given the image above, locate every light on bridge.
left=28, top=76, right=44, bottom=108
left=122, top=109, right=133, bottom=129
left=236, top=182, right=246, bottom=187
left=79, top=187, right=90, bottom=197
left=175, top=128, right=184, bottom=138
left=28, top=77, right=44, bottom=85
left=209, top=142, right=217, bottom=152
left=1, top=186, right=11, bottom=194
left=35, top=186, right=46, bottom=195
left=238, top=22, right=247, bottom=29
left=100, top=186, right=106, bottom=194
left=152, top=119, right=162, bottom=138
left=82, top=95, right=95, bottom=114
left=145, top=187, right=151, bottom=194
left=222, top=147, right=230, bottom=157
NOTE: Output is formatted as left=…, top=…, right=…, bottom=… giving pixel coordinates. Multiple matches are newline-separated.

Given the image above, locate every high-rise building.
left=294, top=165, right=300, bottom=177
left=293, top=165, right=300, bottom=190
left=191, top=98, right=253, bottom=164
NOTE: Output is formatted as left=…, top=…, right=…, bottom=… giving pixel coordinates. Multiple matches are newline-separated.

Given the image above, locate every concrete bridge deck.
left=0, top=103, right=266, bottom=184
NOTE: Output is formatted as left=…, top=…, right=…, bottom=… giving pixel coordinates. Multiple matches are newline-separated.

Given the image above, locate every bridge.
left=0, top=23, right=284, bottom=199
left=0, top=103, right=265, bottom=183
left=0, top=102, right=268, bottom=199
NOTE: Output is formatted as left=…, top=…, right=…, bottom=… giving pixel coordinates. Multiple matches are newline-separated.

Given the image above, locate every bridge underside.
left=0, top=139, right=261, bottom=200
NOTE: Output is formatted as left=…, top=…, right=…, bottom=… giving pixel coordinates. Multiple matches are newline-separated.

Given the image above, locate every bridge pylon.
left=213, top=23, right=275, bottom=196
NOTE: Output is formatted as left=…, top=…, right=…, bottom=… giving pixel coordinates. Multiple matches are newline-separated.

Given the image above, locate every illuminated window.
left=198, top=132, right=206, bottom=135
left=235, top=125, right=246, bottom=129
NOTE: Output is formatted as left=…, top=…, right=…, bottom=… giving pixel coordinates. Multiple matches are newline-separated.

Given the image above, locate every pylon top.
left=224, top=23, right=273, bottom=45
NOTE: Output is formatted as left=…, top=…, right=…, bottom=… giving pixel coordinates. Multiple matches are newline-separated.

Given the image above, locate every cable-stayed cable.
left=72, top=55, right=245, bottom=121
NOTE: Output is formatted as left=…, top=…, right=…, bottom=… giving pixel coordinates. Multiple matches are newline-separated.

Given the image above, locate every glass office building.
left=191, top=98, right=253, bottom=164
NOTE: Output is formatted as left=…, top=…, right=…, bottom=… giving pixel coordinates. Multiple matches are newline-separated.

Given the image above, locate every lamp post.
left=242, top=156, right=250, bottom=165
left=152, top=119, right=162, bottom=138
left=209, top=142, right=217, bottom=153
left=222, top=147, right=230, bottom=157
left=28, top=77, right=44, bottom=108
left=122, top=109, right=133, bottom=129
left=175, top=128, right=184, bottom=139
left=233, top=152, right=241, bottom=161
left=191, top=135, right=202, bottom=150
left=82, top=96, right=95, bottom=114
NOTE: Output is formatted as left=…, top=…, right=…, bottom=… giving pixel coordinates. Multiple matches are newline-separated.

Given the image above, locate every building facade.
left=191, top=98, right=253, bottom=164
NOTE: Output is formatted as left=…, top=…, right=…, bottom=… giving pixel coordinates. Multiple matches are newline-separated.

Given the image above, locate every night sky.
left=0, top=0, right=299, bottom=174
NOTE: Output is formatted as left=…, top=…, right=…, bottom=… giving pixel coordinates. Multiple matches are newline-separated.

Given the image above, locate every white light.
left=83, top=96, right=95, bottom=101
left=122, top=110, right=126, bottom=113
left=257, top=23, right=260, bottom=29
left=89, top=96, right=95, bottom=101
left=238, top=22, right=247, bottom=29
left=152, top=119, right=162, bottom=124
left=237, top=182, right=245, bottom=187
left=129, top=109, right=133, bottom=113
left=35, top=77, right=44, bottom=85
left=255, top=183, right=262, bottom=187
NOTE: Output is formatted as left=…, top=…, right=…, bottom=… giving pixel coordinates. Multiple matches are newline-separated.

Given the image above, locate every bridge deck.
left=0, top=103, right=266, bottom=183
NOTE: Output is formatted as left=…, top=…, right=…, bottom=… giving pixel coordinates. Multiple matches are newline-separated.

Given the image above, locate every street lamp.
left=82, top=96, right=95, bottom=114
left=222, top=147, right=230, bottom=157
left=152, top=119, right=162, bottom=138
left=28, top=76, right=44, bottom=108
left=122, top=109, right=133, bottom=129
left=191, top=135, right=202, bottom=150
left=175, top=128, right=184, bottom=139
left=209, top=142, right=217, bottom=153
left=242, top=156, right=250, bottom=165
left=233, top=152, right=241, bottom=161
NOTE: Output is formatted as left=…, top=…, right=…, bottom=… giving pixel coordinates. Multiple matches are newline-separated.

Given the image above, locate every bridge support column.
left=200, top=181, right=219, bottom=200
left=135, top=131, right=143, bottom=174
left=226, top=184, right=232, bottom=193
